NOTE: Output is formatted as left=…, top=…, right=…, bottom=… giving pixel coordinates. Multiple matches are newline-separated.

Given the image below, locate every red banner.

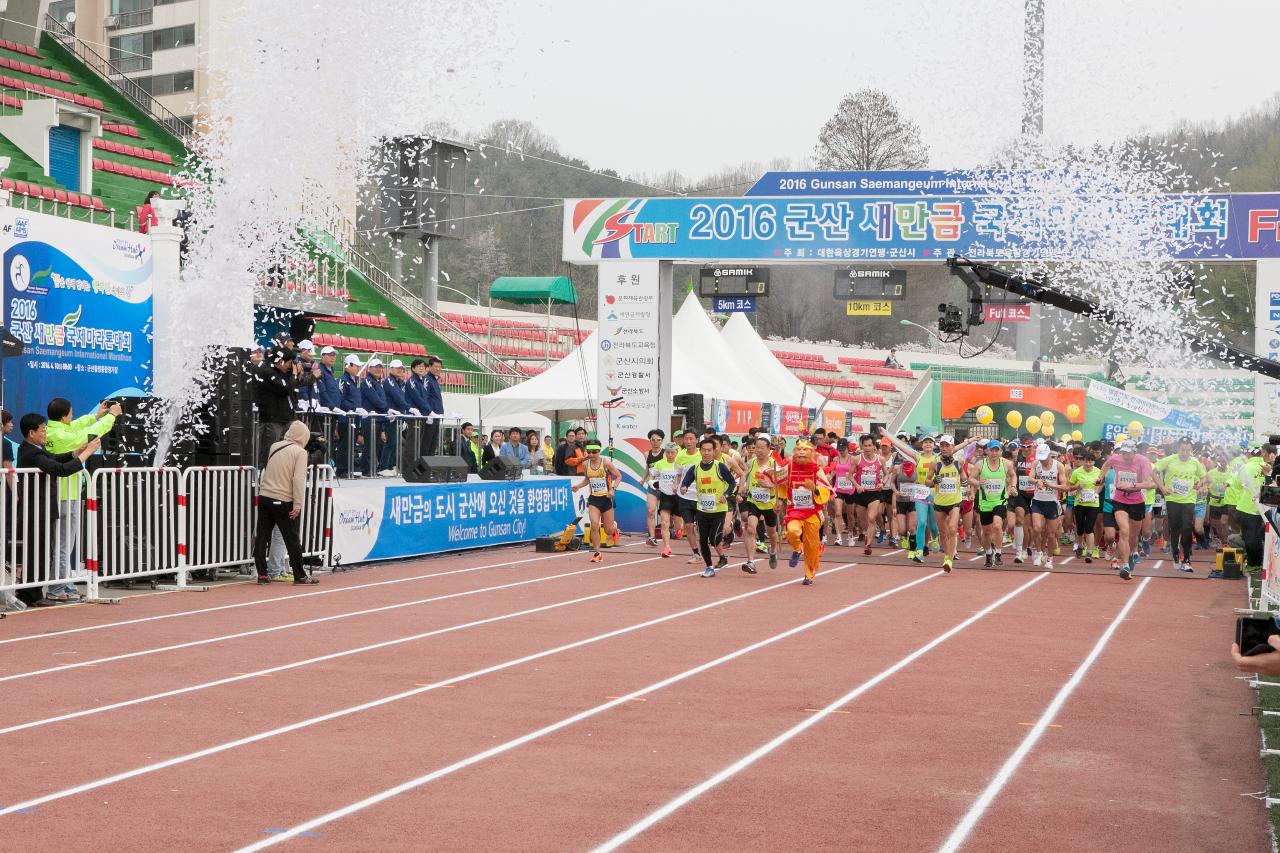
left=717, top=399, right=762, bottom=432
left=984, top=304, right=1032, bottom=322
left=777, top=406, right=808, bottom=436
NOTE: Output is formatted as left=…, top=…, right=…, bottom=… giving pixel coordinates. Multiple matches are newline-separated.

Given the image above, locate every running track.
left=0, top=541, right=1267, bottom=852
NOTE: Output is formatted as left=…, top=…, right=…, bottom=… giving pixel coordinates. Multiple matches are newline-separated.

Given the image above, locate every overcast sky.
left=452, top=0, right=1280, bottom=181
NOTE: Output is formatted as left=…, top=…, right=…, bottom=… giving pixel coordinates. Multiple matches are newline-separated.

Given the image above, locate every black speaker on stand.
left=480, top=456, right=522, bottom=481
left=403, top=455, right=469, bottom=484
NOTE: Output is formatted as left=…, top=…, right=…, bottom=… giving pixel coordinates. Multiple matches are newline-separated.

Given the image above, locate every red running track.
left=0, top=542, right=1266, bottom=852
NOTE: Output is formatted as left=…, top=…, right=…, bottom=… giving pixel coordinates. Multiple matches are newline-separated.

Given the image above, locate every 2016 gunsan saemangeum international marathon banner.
left=2, top=207, right=153, bottom=417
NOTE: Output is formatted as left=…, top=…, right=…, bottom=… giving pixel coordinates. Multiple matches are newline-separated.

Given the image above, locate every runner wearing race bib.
left=1009, top=437, right=1039, bottom=564
left=924, top=434, right=974, bottom=573
left=643, top=429, right=667, bottom=547
left=1207, top=454, right=1233, bottom=547
left=1028, top=444, right=1066, bottom=569
left=571, top=442, right=621, bottom=562
left=852, top=434, right=886, bottom=555
left=1098, top=440, right=1155, bottom=579
left=739, top=436, right=781, bottom=574
left=1069, top=451, right=1103, bottom=564
left=970, top=439, right=1015, bottom=568
left=782, top=440, right=831, bottom=585
left=674, top=430, right=703, bottom=564
left=649, top=442, right=681, bottom=558
left=883, top=430, right=943, bottom=565
left=1154, top=436, right=1206, bottom=573
left=827, top=439, right=857, bottom=547
left=893, top=455, right=922, bottom=559
left=678, top=438, right=737, bottom=578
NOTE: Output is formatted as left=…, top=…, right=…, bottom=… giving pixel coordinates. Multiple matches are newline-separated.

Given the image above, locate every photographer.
left=252, top=347, right=315, bottom=468
left=1232, top=442, right=1276, bottom=571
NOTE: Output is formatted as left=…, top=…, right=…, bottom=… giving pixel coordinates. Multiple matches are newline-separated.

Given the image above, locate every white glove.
left=387, top=409, right=402, bottom=417
left=354, top=408, right=369, bottom=416
left=409, top=408, right=422, bottom=416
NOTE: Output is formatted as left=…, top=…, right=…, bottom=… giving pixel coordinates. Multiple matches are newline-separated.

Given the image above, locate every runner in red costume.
left=783, top=439, right=831, bottom=586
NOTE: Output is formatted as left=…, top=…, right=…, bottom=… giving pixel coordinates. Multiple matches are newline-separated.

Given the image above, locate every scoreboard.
left=833, top=268, right=907, bottom=300
left=699, top=266, right=770, bottom=297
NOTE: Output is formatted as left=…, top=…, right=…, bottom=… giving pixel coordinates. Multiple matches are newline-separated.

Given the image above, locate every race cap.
left=320, top=345, right=336, bottom=355
left=880, top=437, right=893, bottom=447
left=756, top=432, right=772, bottom=441
left=663, top=442, right=679, bottom=451
left=367, top=357, right=383, bottom=367
left=938, top=434, right=955, bottom=445
left=1249, top=439, right=1263, bottom=450
left=1036, top=444, right=1051, bottom=460
left=297, top=339, right=314, bottom=351
left=986, top=439, right=1002, bottom=449
left=389, top=359, right=405, bottom=368
left=1119, top=439, right=1137, bottom=451
left=276, top=331, right=293, bottom=342
left=343, top=354, right=362, bottom=366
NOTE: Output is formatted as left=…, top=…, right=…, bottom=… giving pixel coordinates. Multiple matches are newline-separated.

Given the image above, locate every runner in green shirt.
left=1068, top=451, right=1104, bottom=563
left=1154, top=437, right=1207, bottom=573
left=1206, top=453, right=1233, bottom=547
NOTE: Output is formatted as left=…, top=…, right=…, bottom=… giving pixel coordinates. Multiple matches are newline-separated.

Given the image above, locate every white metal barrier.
left=298, top=464, right=335, bottom=567
left=84, top=467, right=182, bottom=597
left=0, top=468, right=76, bottom=609
left=181, top=466, right=258, bottom=582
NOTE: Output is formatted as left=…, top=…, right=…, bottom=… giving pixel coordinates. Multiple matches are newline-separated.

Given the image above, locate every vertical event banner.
left=597, top=261, right=672, bottom=531
left=1256, top=260, right=1280, bottom=438
left=2, top=207, right=152, bottom=416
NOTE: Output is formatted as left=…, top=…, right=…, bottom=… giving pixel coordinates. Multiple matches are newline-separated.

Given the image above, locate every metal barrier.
left=181, top=466, right=258, bottom=582
left=0, top=468, right=74, bottom=607
left=299, top=464, right=335, bottom=567
left=84, top=467, right=182, bottom=597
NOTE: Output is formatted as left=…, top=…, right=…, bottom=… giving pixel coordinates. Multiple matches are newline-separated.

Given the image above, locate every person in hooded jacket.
left=254, top=420, right=318, bottom=585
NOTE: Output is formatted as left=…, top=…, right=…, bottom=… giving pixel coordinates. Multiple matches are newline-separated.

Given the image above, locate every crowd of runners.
left=574, top=426, right=1278, bottom=584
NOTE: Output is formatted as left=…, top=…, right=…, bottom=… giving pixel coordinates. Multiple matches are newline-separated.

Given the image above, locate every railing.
left=917, top=364, right=1089, bottom=388
left=6, top=190, right=118, bottom=228
left=43, top=13, right=193, bottom=139
left=106, top=9, right=153, bottom=30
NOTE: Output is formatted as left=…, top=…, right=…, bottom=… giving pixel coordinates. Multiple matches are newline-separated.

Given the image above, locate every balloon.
left=1025, top=415, right=1042, bottom=434
left=1071, top=430, right=1083, bottom=441
left=1128, top=420, right=1144, bottom=435
left=1042, top=424, right=1054, bottom=437
left=975, top=405, right=994, bottom=424
left=1040, top=410, right=1055, bottom=426
left=1066, top=403, right=1081, bottom=420
left=1116, top=433, right=1129, bottom=443
left=1006, top=410, right=1023, bottom=429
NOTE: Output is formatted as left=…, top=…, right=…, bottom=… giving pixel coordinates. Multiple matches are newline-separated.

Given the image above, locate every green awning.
left=489, top=276, right=578, bottom=306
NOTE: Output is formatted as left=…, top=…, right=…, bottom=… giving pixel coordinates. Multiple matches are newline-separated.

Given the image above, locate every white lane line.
left=2, top=564, right=708, bottom=735
left=233, top=568, right=946, bottom=853
left=0, top=545, right=644, bottom=646
left=0, top=563, right=874, bottom=818
left=0, top=556, right=659, bottom=683
left=1153, top=559, right=1164, bottom=570
left=589, top=571, right=1050, bottom=853
left=935, top=576, right=1151, bottom=853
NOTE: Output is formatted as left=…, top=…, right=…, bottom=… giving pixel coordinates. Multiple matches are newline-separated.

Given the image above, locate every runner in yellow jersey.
left=571, top=441, right=621, bottom=563
left=679, top=437, right=737, bottom=578
left=739, top=436, right=780, bottom=573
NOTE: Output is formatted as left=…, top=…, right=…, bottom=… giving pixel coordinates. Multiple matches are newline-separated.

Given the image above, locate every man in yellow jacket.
left=45, top=397, right=119, bottom=600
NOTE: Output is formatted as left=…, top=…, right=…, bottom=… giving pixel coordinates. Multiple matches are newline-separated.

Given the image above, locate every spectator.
left=337, top=354, right=367, bottom=475
left=483, top=429, right=502, bottom=466
left=253, top=420, right=318, bottom=585
left=542, top=433, right=555, bottom=470
left=525, top=431, right=543, bottom=473
left=294, top=340, right=318, bottom=410
left=46, top=397, right=119, bottom=601
left=424, top=357, right=445, bottom=454
left=458, top=422, right=482, bottom=473
left=553, top=429, right=578, bottom=476
left=139, top=190, right=160, bottom=234
left=1233, top=634, right=1280, bottom=676
left=884, top=348, right=901, bottom=369
left=500, top=426, right=531, bottom=469
left=361, top=358, right=390, bottom=474
left=252, top=347, right=313, bottom=468
left=1, top=409, right=16, bottom=464
left=16, top=414, right=100, bottom=605
left=248, top=345, right=265, bottom=366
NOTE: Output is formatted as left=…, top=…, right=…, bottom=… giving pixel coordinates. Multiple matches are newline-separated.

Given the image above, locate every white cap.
left=343, top=354, right=362, bottom=366
left=937, top=434, right=955, bottom=445
left=367, top=357, right=383, bottom=367
left=320, top=345, right=336, bottom=355
left=1036, top=444, right=1051, bottom=461
left=389, top=358, right=405, bottom=368
left=297, top=339, right=314, bottom=351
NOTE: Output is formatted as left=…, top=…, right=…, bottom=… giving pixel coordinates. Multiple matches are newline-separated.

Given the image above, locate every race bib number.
left=938, top=477, right=958, bottom=495
left=982, top=479, right=1004, bottom=496
left=904, top=483, right=928, bottom=502
left=750, top=486, right=773, bottom=504
left=792, top=487, right=814, bottom=509
left=1117, top=470, right=1137, bottom=488
left=860, top=473, right=878, bottom=489
left=589, top=477, right=608, bottom=495
left=1018, top=476, right=1033, bottom=492
left=698, top=493, right=718, bottom=512
left=836, top=476, right=853, bottom=491
left=658, top=470, right=677, bottom=492
left=1170, top=478, right=1191, bottom=497
left=1212, top=481, right=1226, bottom=497
left=1034, top=487, right=1057, bottom=502
left=1079, top=488, right=1098, bottom=504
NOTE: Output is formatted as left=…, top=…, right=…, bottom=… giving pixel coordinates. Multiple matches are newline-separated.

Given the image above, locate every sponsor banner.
left=747, top=170, right=996, bottom=197
left=820, top=409, right=846, bottom=435
left=2, top=207, right=153, bottom=417
left=1086, top=379, right=1173, bottom=423
left=1099, top=422, right=1248, bottom=445
left=771, top=404, right=809, bottom=436
left=984, top=303, right=1032, bottom=322
left=330, top=478, right=576, bottom=563
left=564, top=193, right=1280, bottom=264
left=713, top=399, right=763, bottom=433
left=941, top=382, right=1085, bottom=422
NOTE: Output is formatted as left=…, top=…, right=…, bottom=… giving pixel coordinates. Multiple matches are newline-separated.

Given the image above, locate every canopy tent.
left=669, top=291, right=777, bottom=402
left=488, top=276, right=579, bottom=305
left=719, top=312, right=820, bottom=407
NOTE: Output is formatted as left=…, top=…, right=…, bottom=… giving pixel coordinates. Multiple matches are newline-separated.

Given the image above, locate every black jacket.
left=17, top=441, right=83, bottom=521
left=553, top=440, right=576, bottom=476
left=253, top=362, right=311, bottom=425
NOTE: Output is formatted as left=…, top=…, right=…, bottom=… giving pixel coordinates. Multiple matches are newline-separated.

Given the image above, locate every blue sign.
left=331, top=478, right=577, bottom=563
left=565, top=193, right=1280, bottom=263
left=747, top=170, right=995, bottom=197
left=1165, top=408, right=1202, bottom=430
left=3, top=209, right=153, bottom=417
left=712, top=295, right=756, bottom=313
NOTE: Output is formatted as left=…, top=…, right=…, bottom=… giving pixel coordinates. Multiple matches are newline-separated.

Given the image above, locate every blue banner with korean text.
left=330, top=477, right=577, bottom=563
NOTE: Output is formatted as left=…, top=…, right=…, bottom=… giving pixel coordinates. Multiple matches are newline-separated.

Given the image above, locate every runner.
left=893, top=453, right=921, bottom=559
left=1098, top=439, right=1155, bottom=579
left=739, top=436, right=781, bottom=573
left=642, top=429, right=666, bottom=546
left=570, top=441, right=621, bottom=563
left=1207, top=452, right=1233, bottom=548
left=877, top=436, right=897, bottom=546
left=969, top=439, right=1016, bottom=567
left=1008, top=434, right=1038, bottom=563
left=649, top=442, right=681, bottom=558
left=782, top=439, right=831, bottom=585
left=1153, top=436, right=1207, bottom=573
left=852, top=434, right=886, bottom=556
left=882, top=430, right=942, bottom=564
left=827, top=438, right=857, bottom=546
left=678, top=437, right=737, bottom=578
left=1068, top=448, right=1103, bottom=564
left=1028, top=444, right=1067, bottom=569
left=926, top=434, right=971, bottom=573
left=674, top=429, right=703, bottom=564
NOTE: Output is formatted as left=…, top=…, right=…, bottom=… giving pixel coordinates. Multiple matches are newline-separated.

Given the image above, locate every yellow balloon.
left=975, top=405, right=994, bottom=424
left=1116, top=433, right=1129, bottom=443
left=1040, top=410, right=1055, bottom=426
left=1025, top=415, right=1042, bottom=434
left=1041, top=424, right=1054, bottom=437
left=1071, top=429, right=1083, bottom=441
left=1128, top=420, right=1144, bottom=435
left=1066, top=403, right=1081, bottom=420
left=1006, top=410, right=1023, bottom=429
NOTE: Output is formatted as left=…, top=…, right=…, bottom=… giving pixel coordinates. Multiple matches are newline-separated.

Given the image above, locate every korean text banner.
left=564, top=195, right=1280, bottom=263
left=2, top=207, right=152, bottom=416
left=330, top=478, right=576, bottom=563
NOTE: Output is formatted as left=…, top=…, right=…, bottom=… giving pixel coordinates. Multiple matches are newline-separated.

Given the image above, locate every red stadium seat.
left=40, top=186, right=55, bottom=200
left=53, top=189, right=66, bottom=204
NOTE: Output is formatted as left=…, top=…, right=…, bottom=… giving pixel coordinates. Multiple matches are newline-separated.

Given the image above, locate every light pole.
left=899, top=319, right=945, bottom=353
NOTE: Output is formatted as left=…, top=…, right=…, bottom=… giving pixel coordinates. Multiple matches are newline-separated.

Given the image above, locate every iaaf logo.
left=591, top=209, right=679, bottom=245
left=337, top=508, right=374, bottom=534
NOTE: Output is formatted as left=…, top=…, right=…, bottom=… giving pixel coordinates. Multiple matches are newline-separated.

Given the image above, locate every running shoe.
left=789, top=551, right=801, bottom=568
left=1053, top=545, right=1060, bottom=556
left=687, top=555, right=701, bottom=565
left=1140, top=538, right=1151, bottom=557
left=674, top=529, right=685, bottom=540
left=801, top=577, right=813, bottom=586
left=293, top=577, right=320, bottom=585
left=611, top=530, right=621, bottom=547
left=1074, top=545, right=1083, bottom=558
left=1178, top=562, right=1194, bottom=573
left=835, top=534, right=844, bottom=546
left=864, top=545, right=872, bottom=556
left=929, top=538, right=940, bottom=551
left=590, top=551, right=603, bottom=563
left=994, top=552, right=1004, bottom=567
left=923, top=544, right=931, bottom=558
left=1091, top=547, right=1101, bottom=560
left=1119, top=565, right=1132, bottom=580
left=701, top=567, right=716, bottom=578
left=769, top=551, right=778, bottom=570
left=943, top=557, right=953, bottom=574
left=1013, top=550, right=1024, bottom=565
left=1044, top=558, right=1054, bottom=570
left=1084, top=552, right=1092, bottom=564
left=742, top=560, right=758, bottom=574
left=256, top=576, right=271, bottom=585
left=911, top=551, right=923, bottom=564
left=645, top=536, right=658, bottom=547
left=756, top=541, right=769, bottom=553
left=984, top=553, right=993, bottom=568
left=661, top=548, right=672, bottom=558
left=1033, top=552, right=1043, bottom=567
left=716, top=554, right=728, bottom=570
left=1208, top=569, right=1224, bottom=579
left=875, top=530, right=885, bottom=544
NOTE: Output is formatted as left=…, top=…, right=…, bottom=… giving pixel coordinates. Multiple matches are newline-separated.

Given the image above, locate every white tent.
left=719, top=312, right=811, bottom=406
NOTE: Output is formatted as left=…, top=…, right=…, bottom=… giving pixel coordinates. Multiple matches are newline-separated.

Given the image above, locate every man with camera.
left=1232, top=441, right=1277, bottom=571
left=252, top=346, right=316, bottom=468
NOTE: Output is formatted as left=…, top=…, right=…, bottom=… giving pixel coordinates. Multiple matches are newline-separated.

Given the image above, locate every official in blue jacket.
left=337, top=354, right=367, bottom=474
left=315, top=346, right=341, bottom=410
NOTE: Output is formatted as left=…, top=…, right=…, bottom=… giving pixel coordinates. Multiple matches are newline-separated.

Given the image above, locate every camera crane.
left=945, top=257, right=1280, bottom=382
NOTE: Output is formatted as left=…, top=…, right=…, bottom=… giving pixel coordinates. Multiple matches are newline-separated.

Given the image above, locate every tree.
left=813, top=88, right=929, bottom=171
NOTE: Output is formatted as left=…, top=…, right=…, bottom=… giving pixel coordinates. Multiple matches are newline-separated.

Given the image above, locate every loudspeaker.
left=480, top=455, right=522, bottom=481
left=404, top=455, right=469, bottom=484
left=673, top=393, right=705, bottom=432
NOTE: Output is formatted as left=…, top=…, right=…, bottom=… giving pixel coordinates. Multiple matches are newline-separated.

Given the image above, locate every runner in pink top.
left=827, top=439, right=857, bottom=546
left=853, top=434, right=886, bottom=555
left=1098, top=439, right=1156, bottom=579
